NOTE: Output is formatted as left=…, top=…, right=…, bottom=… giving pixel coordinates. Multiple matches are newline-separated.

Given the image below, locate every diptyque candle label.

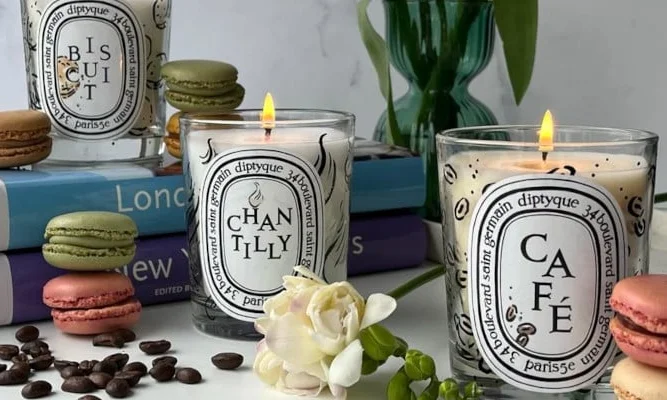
left=36, top=0, right=146, bottom=139
left=199, top=148, right=324, bottom=322
left=468, top=175, right=627, bottom=392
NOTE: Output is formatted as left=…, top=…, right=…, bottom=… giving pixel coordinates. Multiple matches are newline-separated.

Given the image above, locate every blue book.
left=0, top=139, right=424, bottom=251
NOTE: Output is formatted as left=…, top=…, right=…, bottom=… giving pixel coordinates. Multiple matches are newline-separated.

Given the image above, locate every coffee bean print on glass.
left=436, top=118, right=658, bottom=397
left=19, top=0, right=172, bottom=165
left=180, top=101, right=355, bottom=339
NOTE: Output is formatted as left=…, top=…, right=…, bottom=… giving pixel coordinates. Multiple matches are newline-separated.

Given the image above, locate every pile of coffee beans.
left=0, top=325, right=245, bottom=399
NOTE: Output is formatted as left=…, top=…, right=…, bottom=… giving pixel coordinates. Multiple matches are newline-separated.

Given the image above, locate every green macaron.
left=161, top=59, right=239, bottom=97
left=165, top=84, right=245, bottom=113
left=42, top=211, right=138, bottom=271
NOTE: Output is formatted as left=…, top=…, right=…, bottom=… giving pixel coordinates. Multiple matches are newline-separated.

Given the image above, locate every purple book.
left=348, top=213, right=427, bottom=276
left=0, top=214, right=426, bottom=326
left=0, top=234, right=190, bottom=326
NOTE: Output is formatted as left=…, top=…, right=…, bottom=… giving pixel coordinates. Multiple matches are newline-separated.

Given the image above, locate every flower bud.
left=416, top=378, right=440, bottom=400
left=463, top=381, right=482, bottom=398
left=405, top=350, right=436, bottom=381
left=361, top=353, right=380, bottom=375
left=360, top=324, right=396, bottom=362
left=393, top=336, right=408, bottom=358
left=387, top=369, right=416, bottom=400
left=439, top=378, right=460, bottom=400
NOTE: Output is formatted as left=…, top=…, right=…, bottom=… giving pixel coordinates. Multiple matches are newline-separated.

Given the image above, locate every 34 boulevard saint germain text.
left=207, top=159, right=318, bottom=309
left=478, top=191, right=616, bottom=376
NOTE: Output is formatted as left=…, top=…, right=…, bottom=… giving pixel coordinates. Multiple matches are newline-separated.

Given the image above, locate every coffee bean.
left=176, top=367, right=201, bottom=384
left=54, top=359, right=79, bottom=371
left=29, top=354, right=54, bottom=371
left=105, top=378, right=131, bottom=398
left=0, top=368, right=29, bottom=385
left=0, top=345, right=19, bottom=360
left=113, top=329, right=136, bottom=343
left=122, top=361, right=147, bottom=376
left=78, top=396, right=102, bottom=400
left=139, top=340, right=171, bottom=355
left=21, top=341, right=49, bottom=357
left=103, top=353, right=129, bottom=370
left=61, top=366, right=85, bottom=379
left=20, top=340, right=48, bottom=352
left=93, top=333, right=125, bottom=348
left=516, top=333, right=529, bottom=347
left=88, top=372, right=113, bottom=389
left=114, top=370, right=142, bottom=387
left=149, top=363, right=174, bottom=382
left=15, top=326, right=40, bottom=343
left=61, top=376, right=96, bottom=393
left=78, top=360, right=98, bottom=375
left=0, top=363, right=5, bottom=372
left=211, top=352, right=243, bottom=370
left=21, top=380, right=52, bottom=399
left=92, top=360, right=118, bottom=375
left=11, top=354, right=29, bottom=364
left=152, top=355, right=177, bottom=367
left=11, top=362, right=31, bottom=376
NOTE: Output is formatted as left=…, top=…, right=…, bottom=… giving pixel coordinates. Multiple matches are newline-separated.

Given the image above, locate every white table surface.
left=0, top=264, right=449, bottom=399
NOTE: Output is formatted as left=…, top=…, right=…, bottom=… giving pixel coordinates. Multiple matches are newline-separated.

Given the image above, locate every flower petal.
left=277, top=372, right=325, bottom=397
left=343, top=303, right=360, bottom=346
left=265, top=313, right=325, bottom=365
left=330, top=384, right=348, bottom=400
left=255, top=317, right=271, bottom=335
left=360, top=293, right=397, bottom=330
left=328, top=339, right=363, bottom=388
left=253, top=342, right=284, bottom=386
left=294, top=265, right=326, bottom=284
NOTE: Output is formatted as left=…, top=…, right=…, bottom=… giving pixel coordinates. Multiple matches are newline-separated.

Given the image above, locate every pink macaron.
left=43, top=272, right=141, bottom=335
left=610, top=274, right=667, bottom=368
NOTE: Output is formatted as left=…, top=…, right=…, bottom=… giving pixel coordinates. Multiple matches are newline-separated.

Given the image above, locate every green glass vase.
left=374, top=0, right=497, bottom=222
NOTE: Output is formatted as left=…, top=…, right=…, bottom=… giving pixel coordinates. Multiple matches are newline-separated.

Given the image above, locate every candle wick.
left=265, top=128, right=272, bottom=140
left=542, top=152, right=548, bottom=162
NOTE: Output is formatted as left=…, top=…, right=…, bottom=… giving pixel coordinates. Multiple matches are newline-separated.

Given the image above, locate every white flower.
left=254, top=266, right=397, bottom=399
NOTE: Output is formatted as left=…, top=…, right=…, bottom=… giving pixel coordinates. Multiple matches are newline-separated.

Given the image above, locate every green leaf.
left=357, top=0, right=390, bottom=100
left=494, top=0, right=538, bottom=105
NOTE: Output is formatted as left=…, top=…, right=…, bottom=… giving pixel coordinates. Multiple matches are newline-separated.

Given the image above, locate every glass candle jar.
left=20, top=0, right=171, bottom=166
left=437, top=125, right=658, bottom=397
left=181, top=110, right=355, bottom=339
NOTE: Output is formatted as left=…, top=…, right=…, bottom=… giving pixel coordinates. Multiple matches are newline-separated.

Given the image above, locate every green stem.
left=387, top=265, right=445, bottom=300
left=656, top=192, right=667, bottom=204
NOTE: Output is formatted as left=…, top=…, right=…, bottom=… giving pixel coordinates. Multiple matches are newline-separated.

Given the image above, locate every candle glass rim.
left=180, top=109, right=355, bottom=129
left=437, top=124, right=659, bottom=148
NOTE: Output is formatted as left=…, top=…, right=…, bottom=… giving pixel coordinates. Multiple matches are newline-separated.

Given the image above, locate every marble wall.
left=1, top=0, right=667, bottom=191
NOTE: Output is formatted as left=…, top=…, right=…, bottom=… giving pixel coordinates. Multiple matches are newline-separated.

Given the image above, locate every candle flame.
left=261, top=92, right=276, bottom=130
left=538, top=110, right=554, bottom=153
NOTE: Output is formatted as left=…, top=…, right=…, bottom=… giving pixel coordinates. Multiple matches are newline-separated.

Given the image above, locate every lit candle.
left=182, top=94, right=354, bottom=337
left=438, top=112, right=657, bottom=393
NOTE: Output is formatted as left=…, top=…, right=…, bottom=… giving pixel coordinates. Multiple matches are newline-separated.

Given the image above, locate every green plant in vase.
left=358, top=0, right=538, bottom=221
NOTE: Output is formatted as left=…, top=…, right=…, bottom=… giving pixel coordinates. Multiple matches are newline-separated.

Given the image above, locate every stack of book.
left=0, top=138, right=427, bottom=326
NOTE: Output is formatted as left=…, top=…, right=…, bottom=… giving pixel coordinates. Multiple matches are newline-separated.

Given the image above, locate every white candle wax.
left=186, top=127, right=352, bottom=322
left=440, top=150, right=652, bottom=391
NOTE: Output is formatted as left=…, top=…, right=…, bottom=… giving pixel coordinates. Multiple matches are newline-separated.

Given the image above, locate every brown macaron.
left=0, top=110, right=52, bottom=168
left=163, top=112, right=182, bottom=159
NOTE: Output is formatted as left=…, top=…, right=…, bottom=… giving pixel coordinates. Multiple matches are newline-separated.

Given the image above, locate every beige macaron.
left=611, top=357, right=667, bottom=400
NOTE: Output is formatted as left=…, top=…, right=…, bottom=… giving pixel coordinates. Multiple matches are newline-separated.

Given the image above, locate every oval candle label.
left=198, top=148, right=325, bottom=322
left=36, top=0, right=145, bottom=139
left=468, top=174, right=627, bottom=392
